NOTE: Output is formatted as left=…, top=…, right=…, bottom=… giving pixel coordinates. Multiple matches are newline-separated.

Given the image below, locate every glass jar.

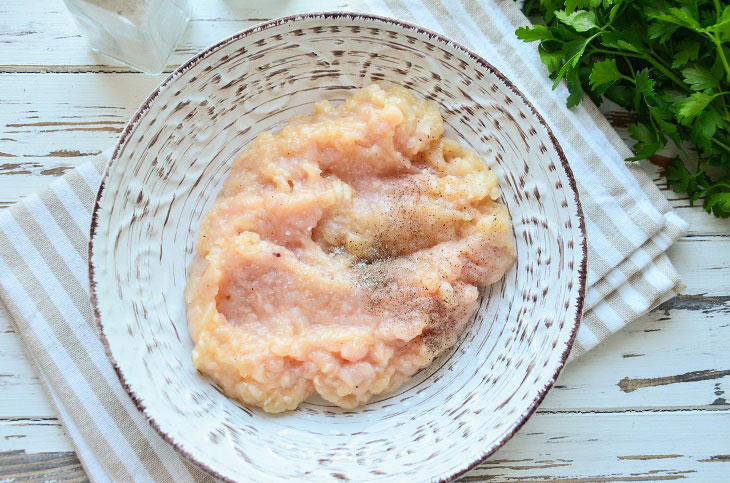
left=63, top=0, right=191, bottom=74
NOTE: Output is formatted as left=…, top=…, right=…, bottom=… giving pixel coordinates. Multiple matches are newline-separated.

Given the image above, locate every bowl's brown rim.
left=88, top=11, right=587, bottom=483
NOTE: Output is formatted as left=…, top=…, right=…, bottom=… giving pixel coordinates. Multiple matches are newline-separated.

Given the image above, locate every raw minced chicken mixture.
left=184, top=84, right=516, bottom=413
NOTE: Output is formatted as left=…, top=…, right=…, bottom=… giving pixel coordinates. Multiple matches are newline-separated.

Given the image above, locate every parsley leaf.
left=691, top=110, right=723, bottom=152
left=705, top=192, right=730, bottom=218
left=601, top=32, right=642, bottom=53
left=648, top=21, right=679, bottom=43
left=627, top=122, right=654, bottom=144
left=634, top=69, right=656, bottom=97
left=589, top=59, right=622, bottom=92
left=671, top=41, right=700, bottom=68
left=675, top=92, right=715, bottom=125
left=539, top=45, right=564, bottom=73
left=682, top=66, right=719, bottom=91
left=706, top=6, right=730, bottom=36
left=566, top=62, right=584, bottom=107
left=666, top=158, right=694, bottom=194
left=552, top=35, right=597, bottom=88
left=648, top=7, right=701, bottom=30
left=516, top=25, right=554, bottom=42
left=626, top=122, right=665, bottom=160
left=565, top=0, right=605, bottom=15
left=554, top=9, right=599, bottom=32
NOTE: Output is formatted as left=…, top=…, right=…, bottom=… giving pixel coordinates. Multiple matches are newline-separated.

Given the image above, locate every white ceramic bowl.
left=90, top=13, right=586, bottom=482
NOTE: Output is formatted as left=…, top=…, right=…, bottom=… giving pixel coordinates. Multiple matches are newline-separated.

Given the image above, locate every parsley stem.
left=712, top=136, right=730, bottom=153
left=590, top=48, right=688, bottom=90
left=713, top=36, right=730, bottom=84
left=624, top=56, right=636, bottom=78
left=720, top=95, right=730, bottom=121
left=648, top=110, right=660, bottom=136
left=590, top=48, right=640, bottom=58
left=639, top=53, right=688, bottom=90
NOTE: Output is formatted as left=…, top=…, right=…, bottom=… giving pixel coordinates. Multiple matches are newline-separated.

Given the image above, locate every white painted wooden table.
left=1, top=1, right=729, bottom=481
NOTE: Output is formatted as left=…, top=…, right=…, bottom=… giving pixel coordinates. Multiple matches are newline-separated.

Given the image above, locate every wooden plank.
left=472, top=410, right=730, bottom=482
left=0, top=311, right=57, bottom=418
left=1, top=411, right=728, bottom=481
left=0, top=73, right=162, bottom=201
left=668, top=237, right=730, bottom=296
left=0, top=420, right=72, bottom=453
left=0, top=451, right=86, bottom=482
left=665, top=206, right=729, bottom=238
left=0, top=72, right=727, bottom=233
left=0, top=0, right=371, bottom=71
left=541, top=303, right=730, bottom=410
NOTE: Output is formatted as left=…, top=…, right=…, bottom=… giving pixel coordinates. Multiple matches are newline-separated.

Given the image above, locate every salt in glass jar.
left=63, top=0, right=191, bottom=74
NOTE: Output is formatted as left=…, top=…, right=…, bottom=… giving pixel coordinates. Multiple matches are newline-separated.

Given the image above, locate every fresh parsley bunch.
left=516, top=0, right=730, bottom=218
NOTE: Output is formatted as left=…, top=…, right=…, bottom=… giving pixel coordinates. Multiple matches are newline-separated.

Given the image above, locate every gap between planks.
left=0, top=451, right=87, bottom=482
left=0, top=65, right=177, bottom=74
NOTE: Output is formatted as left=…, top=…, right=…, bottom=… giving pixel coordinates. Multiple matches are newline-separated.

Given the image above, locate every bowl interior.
left=90, top=13, right=585, bottom=482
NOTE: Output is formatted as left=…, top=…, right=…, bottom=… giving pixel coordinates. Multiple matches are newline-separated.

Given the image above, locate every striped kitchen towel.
left=0, top=0, right=687, bottom=481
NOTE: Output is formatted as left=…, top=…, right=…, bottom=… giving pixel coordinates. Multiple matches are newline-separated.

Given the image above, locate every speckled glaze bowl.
left=89, top=12, right=586, bottom=482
